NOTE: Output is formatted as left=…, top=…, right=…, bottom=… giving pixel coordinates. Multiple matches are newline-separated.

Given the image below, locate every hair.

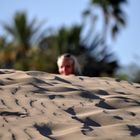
left=57, top=53, right=82, bottom=75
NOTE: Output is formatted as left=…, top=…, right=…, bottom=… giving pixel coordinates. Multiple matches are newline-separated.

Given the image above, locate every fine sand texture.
left=0, top=69, right=140, bottom=140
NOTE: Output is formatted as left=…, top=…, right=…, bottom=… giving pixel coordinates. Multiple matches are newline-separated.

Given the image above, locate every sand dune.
left=0, top=69, right=140, bottom=140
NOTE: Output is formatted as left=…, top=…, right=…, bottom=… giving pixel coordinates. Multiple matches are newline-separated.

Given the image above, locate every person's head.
left=57, top=53, right=81, bottom=75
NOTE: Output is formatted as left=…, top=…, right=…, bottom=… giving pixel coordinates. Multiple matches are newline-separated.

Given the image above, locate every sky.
left=0, top=0, right=140, bottom=67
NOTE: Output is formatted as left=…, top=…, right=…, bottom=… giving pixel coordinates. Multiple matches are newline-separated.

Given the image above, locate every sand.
left=0, top=69, right=140, bottom=140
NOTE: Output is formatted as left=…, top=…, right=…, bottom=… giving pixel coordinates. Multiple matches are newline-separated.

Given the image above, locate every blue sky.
left=0, top=0, right=139, bottom=66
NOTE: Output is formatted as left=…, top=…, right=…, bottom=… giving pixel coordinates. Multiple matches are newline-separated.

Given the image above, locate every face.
left=58, top=57, right=74, bottom=75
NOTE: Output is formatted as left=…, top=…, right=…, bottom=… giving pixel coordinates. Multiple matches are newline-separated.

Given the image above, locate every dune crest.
left=0, top=69, right=140, bottom=140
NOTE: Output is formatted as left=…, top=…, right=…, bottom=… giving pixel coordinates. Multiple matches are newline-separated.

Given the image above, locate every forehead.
left=60, top=57, right=74, bottom=65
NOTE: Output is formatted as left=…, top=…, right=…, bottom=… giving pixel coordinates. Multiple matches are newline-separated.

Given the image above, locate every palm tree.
left=39, top=25, right=119, bottom=76
left=3, top=11, right=45, bottom=55
left=83, top=0, right=127, bottom=40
